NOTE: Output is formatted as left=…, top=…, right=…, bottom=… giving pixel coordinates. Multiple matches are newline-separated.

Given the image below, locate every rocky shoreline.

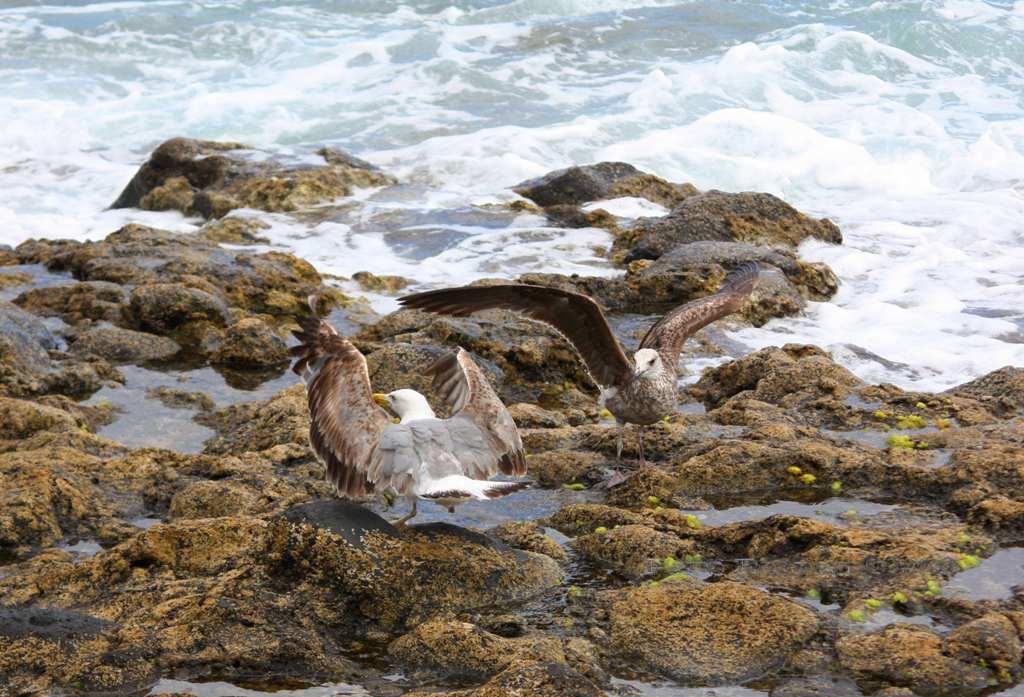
left=1, top=139, right=1021, bottom=697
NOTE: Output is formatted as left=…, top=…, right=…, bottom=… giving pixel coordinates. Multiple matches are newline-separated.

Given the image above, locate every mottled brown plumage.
left=399, top=263, right=760, bottom=462
left=291, top=301, right=527, bottom=520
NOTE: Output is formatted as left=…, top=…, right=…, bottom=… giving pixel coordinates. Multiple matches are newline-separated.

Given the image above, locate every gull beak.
left=372, top=393, right=389, bottom=408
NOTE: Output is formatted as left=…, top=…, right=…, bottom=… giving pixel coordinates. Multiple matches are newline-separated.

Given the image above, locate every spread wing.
left=639, top=262, right=759, bottom=366
left=398, top=284, right=633, bottom=389
left=291, top=307, right=390, bottom=498
left=428, top=348, right=526, bottom=477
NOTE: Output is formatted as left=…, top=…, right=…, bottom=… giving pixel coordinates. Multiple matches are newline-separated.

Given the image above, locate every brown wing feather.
left=399, top=284, right=632, bottom=388
left=428, top=348, right=526, bottom=476
left=291, top=309, right=389, bottom=498
left=640, top=262, right=759, bottom=367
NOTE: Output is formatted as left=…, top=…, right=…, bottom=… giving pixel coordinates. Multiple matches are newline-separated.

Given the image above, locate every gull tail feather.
left=419, top=475, right=529, bottom=502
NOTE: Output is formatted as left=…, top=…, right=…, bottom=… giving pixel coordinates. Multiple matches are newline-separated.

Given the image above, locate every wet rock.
left=690, top=344, right=864, bottom=426
left=146, top=386, right=215, bottom=412
left=837, top=624, right=993, bottom=695
left=407, top=660, right=607, bottom=697
left=602, top=578, right=817, bottom=684
left=490, top=521, right=567, bottom=561
left=69, top=325, right=181, bottom=363
left=513, top=162, right=696, bottom=208
left=771, top=675, right=864, bottom=697
left=211, top=317, right=289, bottom=368
left=967, top=496, right=1024, bottom=542
left=0, top=607, right=111, bottom=639
left=948, top=366, right=1024, bottom=417
left=197, top=215, right=271, bottom=244
left=360, top=309, right=597, bottom=406
left=617, top=190, right=842, bottom=262
left=363, top=342, right=451, bottom=399
left=389, top=618, right=568, bottom=681
left=0, top=445, right=124, bottom=554
left=112, top=137, right=396, bottom=218
left=352, top=270, right=410, bottom=294
left=528, top=451, right=606, bottom=488
left=264, top=502, right=563, bottom=630
left=168, top=480, right=261, bottom=520
left=0, top=270, right=31, bottom=290
left=508, top=403, right=569, bottom=429
left=575, top=524, right=693, bottom=579
left=0, top=300, right=58, bottom=389
left=129, top=282, right=232, bottom=334
left=945, top=613, right=1022, bottom=681
left=546, top=503, right=647, bottom=537
left=0, top=245, right=17, bottom=265
left=14, top=281, right=126, bottom=324
left=202, top=384, right=308, bottom=455
left=639, top=240, right=839, bottom=301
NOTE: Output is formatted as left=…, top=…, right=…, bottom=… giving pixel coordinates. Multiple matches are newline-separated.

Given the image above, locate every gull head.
left=633, top=348, right=662, bottom=376
left=381, top=388, right=436, bottom=422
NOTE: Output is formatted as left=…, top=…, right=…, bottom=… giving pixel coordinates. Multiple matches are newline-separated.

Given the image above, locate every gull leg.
left=637, top=426, right=646, bottom=465
left=392, top=499, right=418, bottom=529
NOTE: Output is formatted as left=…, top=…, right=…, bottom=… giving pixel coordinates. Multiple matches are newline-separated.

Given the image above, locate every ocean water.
left=2, top=0, right=1023, bottom=391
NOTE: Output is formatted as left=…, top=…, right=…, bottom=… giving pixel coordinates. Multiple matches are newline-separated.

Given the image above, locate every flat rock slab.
left=281, top=499, right=402, bottom=548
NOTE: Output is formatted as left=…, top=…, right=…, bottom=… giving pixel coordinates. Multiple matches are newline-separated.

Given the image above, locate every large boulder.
left=947, top=366, right=1024, bottom=417
left=111, top=137, right=396, bottom=218
left=602, top=578, right=818, bottom=684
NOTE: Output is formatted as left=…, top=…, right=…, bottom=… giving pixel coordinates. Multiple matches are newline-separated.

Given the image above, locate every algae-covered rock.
left=389, top=618, right=569, bottom=681
left=14, top=281, right=126, bottom=324
left=112, top=137, right=395, bottom=218
left=352, top=270, right=410, bottom=294
left=513, top=162, right=696, bottom=208
left=948, top=366, right=1024, bottom=417
left=603, top=579, right=817, bottom=684
left=837, top=624, right=994, bottom=695
left=69, top=325, right=181, bottom=363
left=264, top=500, right=563, bottom=630
left=129, top=282, right=232, bottom=334
left=490, top=521, right=567, bottom=561
left=575, top=524, right=692, bottom=579
left=407, top=660, right=607, bottom=697
left=202, top=383, right=308, bottom=455
left=619, top=190, right=842, bottom=262
left=211, top=317, right=289, bottom=368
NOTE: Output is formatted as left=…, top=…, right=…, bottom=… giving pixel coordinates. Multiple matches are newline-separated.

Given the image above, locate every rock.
left=201, top=384, right=309, bottom=455
left=0, top=397, right=79, bottom=442
left=197, top=215, right=271, bottom=244
left=513, top=162, right=696, bottom=208
left=69, top=325, right=181, bottom=363
left=602, top=579, right=818, bottom=684
left=264, top=501, right=563, bottom=629
left=389, top=618, right=567, bottom=681
left=948, top=366, right=1024, bottom=417
left=111, top=137, right=396, bottom=218
left=546, top=503, right=647, bottom=537
left=211, top=318, right=289, bottom=368
left=14, top=281, right=126, bottom=324
left=0, top=270, right=31, bottom=290
left=0, top=245, right=17, bottom=265
left=639, top=240, right=839, bottom=301
left=146, top=386, right=215, bottom=412
left=689, top=344, right=864, bottom=425
left=771, top=675, right=864, bottom=697
left=352, top=270, right=410, bottom=294
left=527, top=451, right=605, bottom=488
left=507, top=403, right=568, bottom=429
left=945, top=613, right=1022, bottom=680
left=360, top=309, right=597, bottom=407
left=575, top=524, right=693, bottom=579
left=490, top=521, right=567, bottom=561
left=168, top=480, right=261, bottom=520
left=618, top=190, right=842, bottom=262
left=837, top=624, right=993, bottom=696
left=407, top=660, right=607, bottom=697
left=129, top=282, right=231, bottom=334
left=0, top=300, right=58, bottom=388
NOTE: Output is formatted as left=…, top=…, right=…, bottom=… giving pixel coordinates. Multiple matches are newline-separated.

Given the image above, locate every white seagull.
left=291, top=303, right=528, bottom=526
